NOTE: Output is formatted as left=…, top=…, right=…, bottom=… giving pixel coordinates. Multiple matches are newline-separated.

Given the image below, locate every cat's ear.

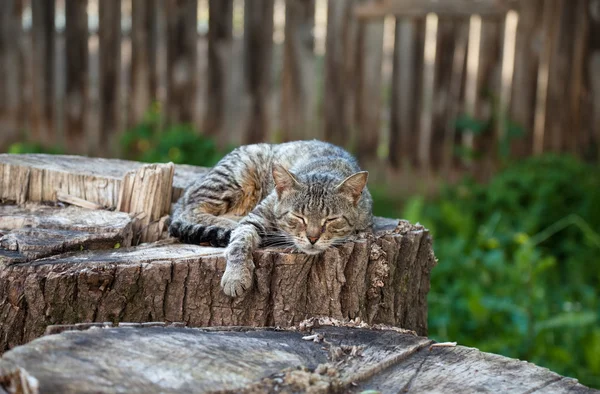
left=336, top=171, right=368, bottom=206
left=272, top=164, right=300, bottom=198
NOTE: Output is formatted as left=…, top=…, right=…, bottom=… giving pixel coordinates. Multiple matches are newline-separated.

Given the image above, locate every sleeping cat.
left=169, top=140, right=373, bottom=297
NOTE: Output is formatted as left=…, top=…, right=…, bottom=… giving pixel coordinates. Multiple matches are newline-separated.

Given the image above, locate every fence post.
left=354, top=7, right=384, bottom=162
left=130, top=0, right=158, bottom=127
left=281, top=0, right=316, bottom=142
left=590, top=0, right=600, bottom=159
left=31, top=0, right=55, bottom=149
left=0, top=0, right=24, bottom=151
left=65, top=0, right=88, bottom=154
left=99, top=0, right=121, bottom=156
left=204, top=0, right=233, bottom=138
left=166, top=0, right=198, bottom=125
left=243, top=0, right=275, bottom=144
left=323, top=0, right=357, bottom=148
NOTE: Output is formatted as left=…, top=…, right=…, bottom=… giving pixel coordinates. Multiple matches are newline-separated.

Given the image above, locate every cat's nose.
left=307, top=235, right=319, bottom=245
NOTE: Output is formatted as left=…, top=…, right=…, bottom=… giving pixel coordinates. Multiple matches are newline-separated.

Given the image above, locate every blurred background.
left=1, top=0, right=599, bottom=387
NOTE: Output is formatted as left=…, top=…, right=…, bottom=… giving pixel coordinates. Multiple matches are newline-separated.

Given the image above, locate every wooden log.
left=0, top=204, right=133, bottom=265
left=0, top=154, right=207, bottom=207
left=204, top=0, right=233, bottom=137
left=0, top=215, right=436, bottom=352
left=166, top=0, right=198, bottom=124
left=243, top=0, right=275, bottom=144
left=98, top=0, right=122, bottom=156
left=130, top=0, right=158, bottom=127
left=65, top=0, right=89, bottom=154
left=0, top=324, right=595, bottom=394
left=30, top=0, right=56, bottom=148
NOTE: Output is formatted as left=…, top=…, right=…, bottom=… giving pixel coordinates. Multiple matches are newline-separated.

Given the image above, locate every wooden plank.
left=203, top=0, right=233, bottom=138
left=355, top=3, right=384, bottom=162
left=323, top=0, right=358, bottom=148
left=0, top=154, right=208, bottom=207
left=0, top=204, right=133, bottom=264
left=510, top=0, right=543, bottom=158
left=98, top=0, right=122, bottom=156
left=355, top=0, right=517, bottom=20
left=243, top=0, right=275, bottom=143
left=281, top=0, right=316, bottom=141
left=0, top=218, right=436, bottom=352
left=417, top=14, right=438, bottom=170
left=568, top=0, right=589, bottom=155
left=0, top=0, right=24, bottom=151
left=130, top=0, right=158, bottom=127
left=65, top=0, right=89, bottom=154
left=166, top=0, right=198, bottom=124
left=30, top=0, right=56, bottom=148
left=356, top=344, right=598, bottom=393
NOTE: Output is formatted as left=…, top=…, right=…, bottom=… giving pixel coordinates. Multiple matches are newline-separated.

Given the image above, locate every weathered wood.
left=1, top=324, right=595, bottom=394
left=30, top=0, right=56, bottom=148
left=0, top=204, right=133, bottom=265
left=0, top=154, right=208, bottom=207
left=324, top=0, right=357, bottom=148
left=166, top=0, right=198, bottom=124
left=0, top=216, right=436, bottom=351
left=65, top=0, right=89, bottom=154
left=355, top=0, right=518, bottom=19
left=355, top=340, right=597, bottom=393
left=204, top=0, right=233, bottom=137
left=130, top=0, right=158, bottom=127
left=243, top=0, right=275, bottom=144
left=0, top=0, right=24, bottom=151
left=117, top=163, right=175, bottom=243
left=281, top=0, right=316, bottom=141
left=355, top=4, right=384, bottom=162
left=590, top=0, right=600, bottom=160
left=98, top=0, right=122, bottom=156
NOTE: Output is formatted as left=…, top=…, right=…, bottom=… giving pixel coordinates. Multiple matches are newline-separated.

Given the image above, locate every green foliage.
left=373, top=155, right=600, bottom=388
left=6, top=142, right=64, bottom=155
left=120, top=103, right=230, bottom=167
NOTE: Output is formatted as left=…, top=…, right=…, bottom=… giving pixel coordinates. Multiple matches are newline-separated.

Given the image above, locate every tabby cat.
left=169, top=140, right=373, bottom=297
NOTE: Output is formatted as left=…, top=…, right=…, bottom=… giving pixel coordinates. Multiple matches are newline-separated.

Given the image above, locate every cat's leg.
left=220, top=200, right=273, bottom=297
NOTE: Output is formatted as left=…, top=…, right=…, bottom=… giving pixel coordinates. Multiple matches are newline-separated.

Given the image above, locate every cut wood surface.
left=0, top=324, right=595, bottom=394
left=0, top=204, right=133, bottom=265
left=0, top=154, right=208, bottom=206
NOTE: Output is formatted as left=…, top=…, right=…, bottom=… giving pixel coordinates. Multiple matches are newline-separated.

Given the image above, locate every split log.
left=0, top=154, right=207, bottom=206
left=0, top=213, right=435, bottom=352
left=0, top=204, right=133, bottom=265
left=0, top=324, right=595, bottom=394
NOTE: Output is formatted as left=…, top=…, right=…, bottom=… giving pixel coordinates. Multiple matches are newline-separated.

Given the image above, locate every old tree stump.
left=0, top=154, right=597, bottom=394
left=0, top=154, right=436, bottom=352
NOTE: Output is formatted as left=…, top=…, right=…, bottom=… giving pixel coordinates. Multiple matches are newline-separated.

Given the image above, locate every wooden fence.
left=0, top=0, right=599, bottom=179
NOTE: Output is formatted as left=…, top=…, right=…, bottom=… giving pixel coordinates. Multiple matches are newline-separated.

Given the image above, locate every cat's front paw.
left=221, top=262, right=254, bottom=297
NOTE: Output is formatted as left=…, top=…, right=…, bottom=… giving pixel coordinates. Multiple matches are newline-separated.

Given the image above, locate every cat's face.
left=272, top=165, right=368, bottom=255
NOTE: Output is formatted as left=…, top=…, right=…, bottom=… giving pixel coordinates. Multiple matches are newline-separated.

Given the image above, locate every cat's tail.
left=169, top=218, right=232, bottom=247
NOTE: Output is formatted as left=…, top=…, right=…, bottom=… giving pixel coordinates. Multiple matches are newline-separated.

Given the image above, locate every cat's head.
left=271, top=164, right=368, bottom=255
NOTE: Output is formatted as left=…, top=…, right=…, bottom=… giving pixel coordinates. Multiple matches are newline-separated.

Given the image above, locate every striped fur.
left=170, top=140, right=373, bottom=297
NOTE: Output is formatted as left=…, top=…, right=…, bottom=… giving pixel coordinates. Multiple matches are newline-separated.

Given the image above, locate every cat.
left=169, top=140, right=373, bottom=297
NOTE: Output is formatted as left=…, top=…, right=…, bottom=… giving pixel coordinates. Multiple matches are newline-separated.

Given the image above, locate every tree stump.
left=0, top=154, right=437, bottom=353
left=0, top=323, right=595, bottom=394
